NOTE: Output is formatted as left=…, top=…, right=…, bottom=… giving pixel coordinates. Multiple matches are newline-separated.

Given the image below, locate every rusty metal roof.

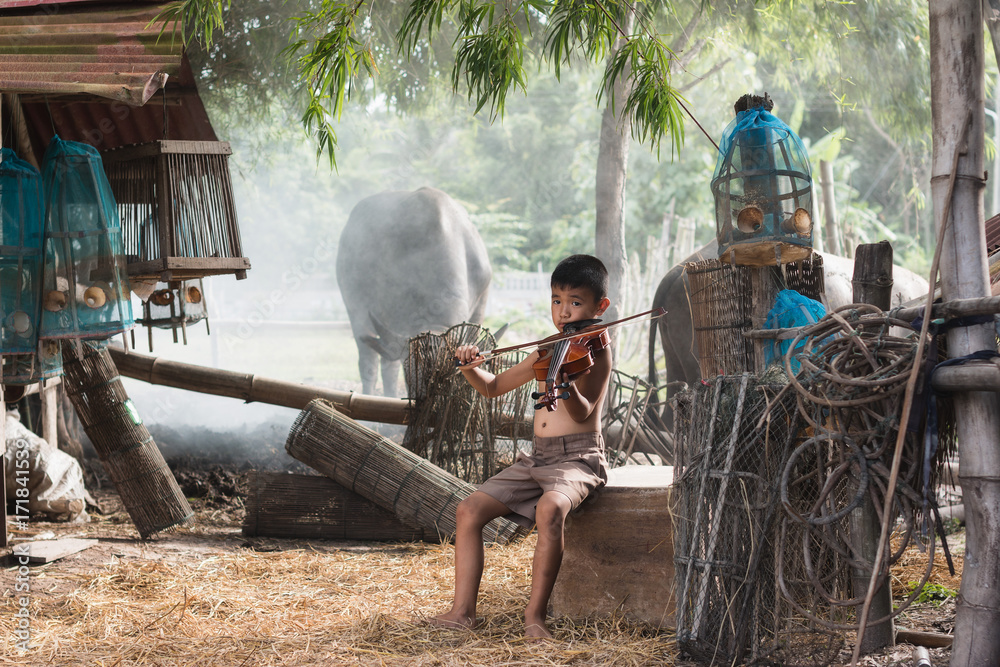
left=0, top=1, right=217, bottom=167
left=0, top=1, right=182, bottom=106
left=987, top=213, right=1000, bottom=254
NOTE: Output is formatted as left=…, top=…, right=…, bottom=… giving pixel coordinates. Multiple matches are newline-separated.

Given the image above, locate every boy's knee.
left=455, top=496, right=477, bottom=522
left=535, top=494, right=570, bottom=532
left=455, top=493, right=494, bottom=526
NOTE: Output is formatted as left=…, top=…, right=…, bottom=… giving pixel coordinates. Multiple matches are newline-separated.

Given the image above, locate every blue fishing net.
left=713, top=107, right=811, bottom=179
left=0, top=147, right=44, bottom=355
left=763, top=289, right=827, bottom=372
left=40, top=136, right=134, bottom=340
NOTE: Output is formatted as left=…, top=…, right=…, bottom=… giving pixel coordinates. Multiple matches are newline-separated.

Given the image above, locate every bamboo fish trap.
left=242, top=472, right=437, bottom=542
left=672, top=373, right=810, bottom=665
left=61, top=341, right=193, bottom=538
left=404, top=323, right=532, bottom=484
left=286, top=399, right=528, bottom=544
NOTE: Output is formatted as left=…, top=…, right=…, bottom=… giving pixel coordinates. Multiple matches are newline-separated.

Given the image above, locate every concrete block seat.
left=550, top=465, right=675, bottom=628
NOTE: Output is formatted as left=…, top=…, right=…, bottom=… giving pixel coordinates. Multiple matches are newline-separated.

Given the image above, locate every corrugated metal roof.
left=986, top=213, right=1000, bottom=254
left=0, top=2, right=182, bottom=105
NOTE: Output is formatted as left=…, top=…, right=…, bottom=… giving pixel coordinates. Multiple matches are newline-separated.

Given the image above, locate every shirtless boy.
left=431, top=254, right=613, bottom=639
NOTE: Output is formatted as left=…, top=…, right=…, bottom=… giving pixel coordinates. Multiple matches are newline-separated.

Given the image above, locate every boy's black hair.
left=551, top=254, right=609, bottom=302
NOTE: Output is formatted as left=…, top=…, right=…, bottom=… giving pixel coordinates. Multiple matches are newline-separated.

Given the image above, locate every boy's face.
left=550, top=284, right=610, bottom=332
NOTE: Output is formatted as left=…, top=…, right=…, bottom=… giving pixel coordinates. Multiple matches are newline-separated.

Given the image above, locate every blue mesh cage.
left=0, top=148, right=44, bottom=356
left=40, top=136, right=134, bottom=340
left=2, top=340, right=63, bottom=385
left=712, top=106, right=814, bottom=263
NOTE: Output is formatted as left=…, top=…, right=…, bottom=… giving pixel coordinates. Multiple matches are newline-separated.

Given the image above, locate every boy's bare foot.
left=427, top=612, right=478, bottom=630
left=524, top=621, right=553, bottom=640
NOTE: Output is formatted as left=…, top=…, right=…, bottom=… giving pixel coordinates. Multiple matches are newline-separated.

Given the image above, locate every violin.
left=453, top=307, right=666, bottom=409
left=530, top=320, right=610, bottom=411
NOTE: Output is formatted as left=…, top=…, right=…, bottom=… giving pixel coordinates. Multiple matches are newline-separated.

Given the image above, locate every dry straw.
left=2, top=531, right=677, bottom=666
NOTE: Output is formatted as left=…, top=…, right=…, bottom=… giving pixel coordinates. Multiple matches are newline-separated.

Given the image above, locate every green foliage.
left=274, top=0, right=686, bottom=163
left=183, top=0, right=949, bottom=278
left=545, top=0, right=617, bottom=74
left=470, top=212, right=533, bottom=270
left=285, top=2, right=380, bottom=167
left=452, top=1, right=532, bottom=118
left=905, top=581, right=958, bottom=605
left=152, top=0, right=230, bottom=48
left=602, top=34, right=685, bottom=157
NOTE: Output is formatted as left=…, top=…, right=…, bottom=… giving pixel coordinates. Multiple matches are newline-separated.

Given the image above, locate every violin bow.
left=456, top=306, right=667, bottom=368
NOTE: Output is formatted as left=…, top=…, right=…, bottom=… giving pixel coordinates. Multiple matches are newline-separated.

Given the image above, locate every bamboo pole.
left=931, top=363, right=1000, bottom=392
left=929, top=4, right=1000, bottom=665
left=107, top=346, right=413, bottom=425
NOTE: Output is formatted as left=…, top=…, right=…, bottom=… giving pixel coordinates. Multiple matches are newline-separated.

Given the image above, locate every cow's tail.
left=647, top=314, right=659, bottom=388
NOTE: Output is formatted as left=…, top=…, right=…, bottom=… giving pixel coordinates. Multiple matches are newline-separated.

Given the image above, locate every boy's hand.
left=454, top=344, right=487, bottom=369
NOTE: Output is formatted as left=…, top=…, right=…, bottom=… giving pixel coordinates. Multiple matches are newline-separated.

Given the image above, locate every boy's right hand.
left=454, top=344, right=487, bottom=369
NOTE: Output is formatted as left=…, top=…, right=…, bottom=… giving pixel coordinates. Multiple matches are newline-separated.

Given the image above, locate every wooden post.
left=849, top=239, right=896, bottom=654
left=40, top=378, right=58, bottom=449
left=930, top=2, right=1000, bottom=664
left=1, top=386, right=6, bottom=549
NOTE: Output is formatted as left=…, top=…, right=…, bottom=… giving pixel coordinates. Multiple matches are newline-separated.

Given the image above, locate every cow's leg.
left=381, top=357, right=402, bottom=398
left=358, top=341, right=379, bottom=395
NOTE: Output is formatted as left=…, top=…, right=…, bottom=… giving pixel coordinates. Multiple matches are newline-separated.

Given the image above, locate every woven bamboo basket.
left=686, top=260, right=755, bottom=378
left=242, top=472, right=436, bottom=542
left=686, top=253, right=826, bottom=377
left=61, top=342, right=192, bottom=538
left=286, top=399, right=527, bottom=544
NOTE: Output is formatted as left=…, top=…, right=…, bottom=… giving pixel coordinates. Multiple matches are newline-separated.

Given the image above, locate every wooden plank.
left=126, top=257, right=251, bottom=281
left=896, top=627, right=954, bottom=648
left=102, top=140, right=232, bottom=162
left=24, top=538, right=98, bottom=564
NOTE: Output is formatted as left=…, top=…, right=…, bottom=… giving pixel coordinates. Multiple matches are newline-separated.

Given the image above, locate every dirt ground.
left=2, top=461, right=962, bottom=666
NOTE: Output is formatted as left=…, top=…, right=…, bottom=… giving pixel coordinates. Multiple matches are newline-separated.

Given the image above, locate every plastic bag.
left=4, top=410, right=91, bottom=522
left=763, top=289, right=827, bottom=373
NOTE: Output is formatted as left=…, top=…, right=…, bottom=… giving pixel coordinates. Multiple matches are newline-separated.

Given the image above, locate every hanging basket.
left=133, top=278, right=209, bottom=351
left=0, top=147, right=44, bottom=357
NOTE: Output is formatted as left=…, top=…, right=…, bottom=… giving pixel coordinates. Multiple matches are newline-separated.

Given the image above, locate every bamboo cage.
left=686, top=253, right=825, bottom=378
left=712, top=99, right=814, bottom=267
left=242, top=472, right=437, bottom=542
left=61, top=340, right=192, bottom=538
left=286, top=399, right=528, bottom=544
left=101, top=141, right=250, bottom=281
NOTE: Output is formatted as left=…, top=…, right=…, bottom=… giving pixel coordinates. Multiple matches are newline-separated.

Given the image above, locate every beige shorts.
left=477, top=432, right=609, bottom=528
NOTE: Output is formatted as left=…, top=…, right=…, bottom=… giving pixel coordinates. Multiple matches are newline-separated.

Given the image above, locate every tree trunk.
left=819, top=159, right=841, bottom=256
left=929, top=3, right=1000, bottom=665
left=594, top=9, right=701, bottom=328
left=595, top=33, right=632, bottom=326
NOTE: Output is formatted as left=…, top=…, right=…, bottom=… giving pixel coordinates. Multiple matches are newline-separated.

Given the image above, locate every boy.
left=431, top=254, right=613, bottom=639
